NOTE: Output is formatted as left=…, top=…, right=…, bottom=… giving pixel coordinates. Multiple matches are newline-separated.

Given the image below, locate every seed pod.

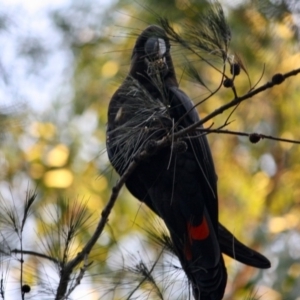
left=173, top=140, right=188, bottom=153
left=230, top=63, right=241, bottom=76
left=249, top=133, right=261, bottom=144
left=272, top=73, right=285, bottom=85
left=223, top=78, right=233, bottom=88
left=145, top=140, right=157, bottom=154
left=22, top=285, right=31, bottom=293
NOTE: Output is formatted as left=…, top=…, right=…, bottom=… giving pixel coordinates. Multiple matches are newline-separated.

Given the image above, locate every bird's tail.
left=218, top=223, right=270, bottom=269
left=168, top=211, right=227, bottom=300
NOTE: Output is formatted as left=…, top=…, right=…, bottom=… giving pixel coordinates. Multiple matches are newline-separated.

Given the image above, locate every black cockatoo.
left=106, top=25, right=270, bottom=300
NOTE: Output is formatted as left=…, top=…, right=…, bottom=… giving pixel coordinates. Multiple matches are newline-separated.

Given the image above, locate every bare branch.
left=173, top=69, right=300, bottom=139
left=60, top=255, right=92, bottom=300
left=11, top=249, right=60, bottom=264
left=196, top=127, right=300, bottom=145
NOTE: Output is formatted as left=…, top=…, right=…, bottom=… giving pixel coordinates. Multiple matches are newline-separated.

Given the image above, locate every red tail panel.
left=188, top=216, right=210, bottom=241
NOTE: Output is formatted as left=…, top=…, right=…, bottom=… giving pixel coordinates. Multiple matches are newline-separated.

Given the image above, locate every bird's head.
left=130, top=25, right=177, bottom=86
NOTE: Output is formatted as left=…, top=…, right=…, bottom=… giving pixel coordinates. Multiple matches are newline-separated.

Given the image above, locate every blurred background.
left=0, top=0, right=300, bottom=299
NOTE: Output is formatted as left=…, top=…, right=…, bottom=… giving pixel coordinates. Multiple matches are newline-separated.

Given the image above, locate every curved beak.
left=145, top=37, right=167, bottom=61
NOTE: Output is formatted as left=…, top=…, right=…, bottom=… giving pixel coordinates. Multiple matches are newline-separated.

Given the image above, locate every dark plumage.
left=106, top=25, right=270, bottom=300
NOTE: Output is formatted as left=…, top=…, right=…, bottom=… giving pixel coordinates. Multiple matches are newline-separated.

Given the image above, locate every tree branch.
left=173, top=69, right=300, bottom=139
left=196, top=128, right=300, bottom=145
left=11, top=249, right=60, bottom=264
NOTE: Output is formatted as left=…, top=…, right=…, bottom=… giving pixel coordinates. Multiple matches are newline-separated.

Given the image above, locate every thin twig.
left=60, top=255, right=92, bottom=300
left=126, top=250, right=164, bottom=300
left=11, top=249, right=60, bottom=264
left=173, top=68, right=300, bottom=139
left=196, top=127, right=300, bottom=144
